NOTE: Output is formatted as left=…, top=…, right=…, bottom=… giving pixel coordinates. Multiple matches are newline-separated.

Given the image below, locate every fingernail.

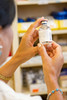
left=38, top=43, right=42, bottom=48
left=47, top=44, right=52, bottom=48
left=41, top=16, right=44, bottom=19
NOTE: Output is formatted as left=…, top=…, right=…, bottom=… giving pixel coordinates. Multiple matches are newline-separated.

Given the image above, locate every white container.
left=39, top=21, right=52, bottom=45
left=29, top=83, right=47, bottom=94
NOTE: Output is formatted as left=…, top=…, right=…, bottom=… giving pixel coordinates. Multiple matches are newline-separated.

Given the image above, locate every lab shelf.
left=52, top=30, right=67, bottom=35
left=17, top=1, right=38, bottom=5
left=20, top=52, right=67, bottom=68
left=17, top=0, right=67, bottom=6
left=22, top=87, right=67, bottom=95
left=18, top=29, right=67, bottom=38
left=31, top=87, right=67, bottom=95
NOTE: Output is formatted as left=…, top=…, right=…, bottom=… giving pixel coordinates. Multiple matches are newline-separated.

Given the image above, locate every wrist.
left=0, top=56, right=20, bottom=79
left=12, top=54, right=21, bottom=66
left=13, top=51, right=25, bottom=66
left=44, top=74, right=59, bottom=93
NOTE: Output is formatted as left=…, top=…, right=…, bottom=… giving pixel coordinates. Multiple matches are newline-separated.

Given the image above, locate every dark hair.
left=0, top=0, right=15, bottom=28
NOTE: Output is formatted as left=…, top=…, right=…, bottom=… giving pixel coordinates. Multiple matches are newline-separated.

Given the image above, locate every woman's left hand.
left=15, top=17, right=46, bottom=64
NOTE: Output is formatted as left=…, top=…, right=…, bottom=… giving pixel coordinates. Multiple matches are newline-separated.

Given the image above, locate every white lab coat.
left=0, top=81, right=42, bottom=100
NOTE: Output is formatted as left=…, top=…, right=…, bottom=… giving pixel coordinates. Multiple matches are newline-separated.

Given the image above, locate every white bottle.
left=39, top=21, right=52, bottom=44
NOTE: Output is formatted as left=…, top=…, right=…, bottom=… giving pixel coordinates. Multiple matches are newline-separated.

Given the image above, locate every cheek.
left=3, top=39, right=11, bottom=54
left=8, top=30, right=13, bottom=44
left=2, top=37, right=12, bottom=57
left=0, top=39, right=11, bottom=65
left=0, top=34, right=13, bottom=65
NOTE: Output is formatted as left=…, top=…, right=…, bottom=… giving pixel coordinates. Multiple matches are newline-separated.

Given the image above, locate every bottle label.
left=39, top=29, right=52, bottom=44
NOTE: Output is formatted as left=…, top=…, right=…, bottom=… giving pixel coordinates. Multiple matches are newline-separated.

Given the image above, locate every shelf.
left=52, top=30, right=67, bottom=35
left=18, top=29, right=67, bottom=37
left=61, top=87, right=67, bottom=93
left=49, top=0, right=67, bottom=4
left=17, top=0, right=67, bottom=6
left=20, top=52, right=67, bottom=68
left=22, top=87, right=47, bottom=95
left=20, top=56, right=42, bottom=68
left=62, top=46, right=67, bottom=52
left=17, top=1, right=38, bottom=5
left=18, top=33, right=24, bottom=37
left=31, top=87, right=67, bottom=95
left=22, top=87, right=67, bottom=95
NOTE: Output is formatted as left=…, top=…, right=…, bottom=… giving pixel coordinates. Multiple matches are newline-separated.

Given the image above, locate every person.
left=0, top=0, right=64, bottom=100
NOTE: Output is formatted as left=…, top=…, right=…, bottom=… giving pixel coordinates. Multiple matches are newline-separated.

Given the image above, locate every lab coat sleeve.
left=0, top=81, right=42, bottom=100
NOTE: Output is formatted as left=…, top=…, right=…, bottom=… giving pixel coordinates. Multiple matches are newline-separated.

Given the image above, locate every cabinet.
left=13, top=0, right=67, bottom=96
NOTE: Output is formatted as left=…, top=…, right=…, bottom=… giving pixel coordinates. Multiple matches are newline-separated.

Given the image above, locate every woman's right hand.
left=38, top=41, right=64, bottom=94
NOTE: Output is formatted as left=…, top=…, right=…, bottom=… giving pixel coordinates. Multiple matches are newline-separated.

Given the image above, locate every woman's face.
left=0, top=26, right=13, bottom=65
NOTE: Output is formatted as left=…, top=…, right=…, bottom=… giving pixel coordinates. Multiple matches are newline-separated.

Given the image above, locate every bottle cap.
left=42, top=21, right=47, bottom=25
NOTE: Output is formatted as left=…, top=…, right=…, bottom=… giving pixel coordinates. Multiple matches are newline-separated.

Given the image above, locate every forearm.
left=0, top=49, right=37, bottom=83
left=45, top=74, right=64, bottom=100
left=0, top=54, right=23, bottom=82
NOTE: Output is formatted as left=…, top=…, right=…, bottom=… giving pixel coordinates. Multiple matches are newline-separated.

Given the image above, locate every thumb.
left=32, top=46, right=38, bottom=55
left=38, top=43, right=49, bottom=63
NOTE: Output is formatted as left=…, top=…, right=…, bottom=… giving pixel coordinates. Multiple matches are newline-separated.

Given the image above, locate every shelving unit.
left=13, top=0, right=67, bottom=97
left=52, top=30, right=67, bottom=35
left=20, top=87, right=67, bottom=96
left=17, top=0, right=67, bottom=5
left=17, top=1, right=39, bottom=5
left=20, top=52, right=67, bottom=68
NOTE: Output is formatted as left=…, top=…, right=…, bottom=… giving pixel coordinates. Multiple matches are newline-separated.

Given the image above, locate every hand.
left=38, top=41, right=64, bottom=81
left=15, top=17, right=47, bottom=64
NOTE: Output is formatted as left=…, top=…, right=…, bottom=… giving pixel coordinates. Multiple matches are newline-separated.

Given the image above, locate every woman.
left=0, top=0, right=64, bottom=100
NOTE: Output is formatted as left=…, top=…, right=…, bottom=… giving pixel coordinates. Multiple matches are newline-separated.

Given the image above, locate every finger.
left=26, top=17, right=48, bottom=35
left=53, top=49, right=56, bottom=55
left=49, top=53, right=54, bottom=58
left=31, top=30, right=38, bottom=44
left=52, top=41, right=60, bottom=49
left=32, top=30, right=39, bottom=44
left=32, top=36, right=39, bottom=45
left=38, top=43, right=50, bottom=62
left=32, top=46, right=38, bottom=56
left=52, top=41, right=61, bottom=52
left=46, top=47, right=53, bottom=52
left=44, top=43, right=53, bottom=51
left=47, top=51, right=54, bottom=57
left=33, top=30, right=39, bottom=38
left=33, top=36, right=39, bottom=44
left=55, top=46, right=62, bottom=56
left=50, top=41, right=63, bottom=58
left=33, top=18, right=48, bottom=29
